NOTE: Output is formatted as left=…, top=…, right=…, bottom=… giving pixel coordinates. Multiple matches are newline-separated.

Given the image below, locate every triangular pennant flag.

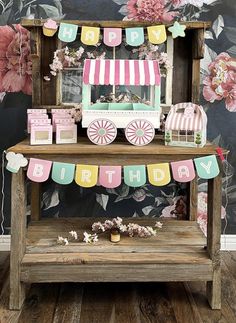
left=75, top=164, right=98, bottom=187
left=147, top=25, right=167, bottom=44
left=27, top=158, right=52, bottom=182
left=51, top=162, right=75, bottom=185
left=171, top=160, right=195, bottom=182
left=147, top=163, right=171, bottom=186
left=81, top=26, right=100, bottom=45
left=58, top=23, right=78, bottom=42
left=123, top=165, right=146, bottom=187
left=194, top=155, right=220, bottom=179
left=99, top=166, right=122, bottom=188
left=126, top=27, right=144, bottom=46
left=103, top=28, right=122, bottom=47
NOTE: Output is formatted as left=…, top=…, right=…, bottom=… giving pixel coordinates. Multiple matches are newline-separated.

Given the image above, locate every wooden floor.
left=0, top=252, right=236, bottom=323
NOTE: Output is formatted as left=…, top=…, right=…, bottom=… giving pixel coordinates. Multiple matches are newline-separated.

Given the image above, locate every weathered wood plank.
left=52, top=283, right=83, bottom=323
left=17, top=283, right=60, bottom=323
left=7, top=138, right=221, bottom=157
left=30, top=27, right=42, bottom=106
left=192, top=28, right=205, bottom=59
left=21, top=19, right=211, bottom=29
left=22, top=252, right=211, bottom=265
left=191, top=59, right=201, bottom=104
left=30, top=182, right=41, bottom=221
left=9, top=169, right=27, bottom=310
left=20, top=264, right=213, bottom=283
left=79, top=283, right=115, bottom=323
left=138, top=283, right=177, bottom=323
left=168, top=282, right=203, bottom=323
left=206, top=173, right=222, bottom=309
left=188, top=177, right=198, bottom=221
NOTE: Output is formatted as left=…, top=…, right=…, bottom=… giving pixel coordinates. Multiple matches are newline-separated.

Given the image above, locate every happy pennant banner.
left=57, top=23, right=170, bottom=46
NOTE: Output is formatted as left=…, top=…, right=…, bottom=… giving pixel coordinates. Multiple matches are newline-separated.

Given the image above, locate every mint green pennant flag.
left=58, top=23, right=78, bottom=42
left=123, top=165, right=146, bottom=187
left=194, top=155, right=220, bottom=179
left=52, top=162, right=75, bottom=185
left=125, top=27, right=144, bottom=46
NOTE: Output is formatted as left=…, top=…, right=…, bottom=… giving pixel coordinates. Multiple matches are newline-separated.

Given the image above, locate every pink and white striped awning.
left=165, top=103, right=206, bottom=132
left=83, top=59, right=161, bottom=86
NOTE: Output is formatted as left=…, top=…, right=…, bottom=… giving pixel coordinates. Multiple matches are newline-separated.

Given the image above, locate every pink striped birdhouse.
left=165, top=103, right=207, bottom=148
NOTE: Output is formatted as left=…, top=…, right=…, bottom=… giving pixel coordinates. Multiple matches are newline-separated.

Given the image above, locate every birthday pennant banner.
left=6, top=152, right=220, bottom=188
left=57, top=23, right=182, bottom=46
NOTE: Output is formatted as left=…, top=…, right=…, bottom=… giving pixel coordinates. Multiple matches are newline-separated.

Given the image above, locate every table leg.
left=31, top=182, right=41, bottom=221
left=206, top=173, right=222, bottom=309
left=188, top=177, right=198, bottom=221
left=9, top=169, right=27, bottom=310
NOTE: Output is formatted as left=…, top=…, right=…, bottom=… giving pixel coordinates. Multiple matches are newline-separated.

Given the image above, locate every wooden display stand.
left=8, top=19, right=223, bottom=310
left=8, top=139, right=222, bottom=310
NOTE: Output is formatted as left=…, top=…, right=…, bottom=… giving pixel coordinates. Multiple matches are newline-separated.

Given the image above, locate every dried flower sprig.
left=92, top=217, right=162, bottom=238
left=83, top=232, right=99, bottom=244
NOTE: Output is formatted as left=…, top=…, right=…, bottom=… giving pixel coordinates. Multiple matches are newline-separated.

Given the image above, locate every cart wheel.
left=87, top=119, right=117, bottom=145
left=125, top=119, right=155, bottom=146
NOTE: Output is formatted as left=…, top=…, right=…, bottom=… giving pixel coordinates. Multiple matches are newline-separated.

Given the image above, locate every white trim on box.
left=0, top=234, right=236, bottom=252
left=0, top=235, right=10, bottom=251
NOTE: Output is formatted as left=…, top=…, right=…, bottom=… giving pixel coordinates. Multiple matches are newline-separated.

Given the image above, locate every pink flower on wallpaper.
left=203, top=52, right=236, bottom=112
left=126, top=0, right=178, bottom=23
left=132, top=188, right=147, bottom=202
left=197, top=192, right=226, bottom=236
left=0, top=24, right=32, bottom=95
left=160, top=195, right=187, bottom=219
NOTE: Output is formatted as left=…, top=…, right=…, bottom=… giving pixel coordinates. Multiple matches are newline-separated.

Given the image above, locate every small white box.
left=30, top=125, right=53, bottom=145
left=56, top=124, right=77, bottom=144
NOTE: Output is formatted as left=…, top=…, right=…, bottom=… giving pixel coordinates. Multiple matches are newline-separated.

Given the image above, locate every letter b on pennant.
left=27, top=158, right=52, bottom=182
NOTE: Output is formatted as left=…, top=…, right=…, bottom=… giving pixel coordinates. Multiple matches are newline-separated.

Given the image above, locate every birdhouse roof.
left=83, top=59, right=161, bottom=86
left=165, top=103, right=207, bottom=132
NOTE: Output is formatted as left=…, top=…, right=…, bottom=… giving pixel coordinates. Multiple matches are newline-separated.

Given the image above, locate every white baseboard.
left=0, top=234, right=236, bottom=252
left=0, top=235, right=10, bottom=251
left=221, top=235, right=236, bottom=251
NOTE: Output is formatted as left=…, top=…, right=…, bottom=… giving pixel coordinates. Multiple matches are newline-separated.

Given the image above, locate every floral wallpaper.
left=0, top=0, right=236, bottom=234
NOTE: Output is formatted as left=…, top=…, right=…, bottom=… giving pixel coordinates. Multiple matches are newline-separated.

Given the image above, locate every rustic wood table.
left=8, top=138, right=222, bottom=310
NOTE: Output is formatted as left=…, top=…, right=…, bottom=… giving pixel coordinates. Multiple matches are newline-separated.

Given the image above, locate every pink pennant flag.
left=103, top=28, right=122, bottom=47
left=171, top=160, right=195, bottom=182
left=99, top=166, right=122, bottom=188
left=27, top=158, right=52, bottom=182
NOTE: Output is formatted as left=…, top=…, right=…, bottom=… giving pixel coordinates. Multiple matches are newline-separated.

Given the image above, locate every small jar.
left=110, top=229, right=120, bottom=243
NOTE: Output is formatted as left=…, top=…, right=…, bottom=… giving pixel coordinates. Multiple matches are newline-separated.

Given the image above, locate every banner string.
left=1, top=150, right=6, bottom=235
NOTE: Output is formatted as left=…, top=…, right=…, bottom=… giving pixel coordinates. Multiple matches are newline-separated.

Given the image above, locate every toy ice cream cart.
left=82, top=59, right=161, bottom=146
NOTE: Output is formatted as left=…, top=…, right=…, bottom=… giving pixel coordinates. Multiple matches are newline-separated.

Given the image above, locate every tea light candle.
left=110, top=229, right=120, bottom=243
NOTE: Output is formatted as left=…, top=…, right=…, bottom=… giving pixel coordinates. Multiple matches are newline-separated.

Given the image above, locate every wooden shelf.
left=20, top=218, right=213, bottom=283
left=21, top=19, right=211, bottom=29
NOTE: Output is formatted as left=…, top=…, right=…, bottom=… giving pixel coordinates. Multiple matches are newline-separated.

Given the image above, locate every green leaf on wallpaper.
left=112, top=0, right=128, bottom=4
left=0, top=9, right=11, bottom=25
left=119, top=6, right=128, bottom=15
left=225, top=26, right=236, bottom=44
left=228, top=46, right=236, bottom=56
left=96, top=194, right=109, bottom=211
left=37, top=4, right=62, bottom=19
left=212, top=15, right=224, bottom=39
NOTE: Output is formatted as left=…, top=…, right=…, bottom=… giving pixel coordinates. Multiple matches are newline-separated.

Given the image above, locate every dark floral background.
left=0, top=0, right=236, bottom=235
